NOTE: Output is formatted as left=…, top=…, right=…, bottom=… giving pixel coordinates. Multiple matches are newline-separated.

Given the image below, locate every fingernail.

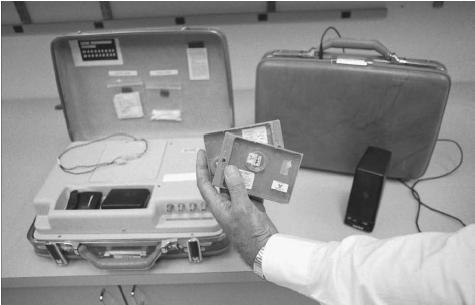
left=224, top=165, right=239, bottom=178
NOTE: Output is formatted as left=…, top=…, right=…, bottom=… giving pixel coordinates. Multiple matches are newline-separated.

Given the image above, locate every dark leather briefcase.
left=256, top=38, right=450, bottom=179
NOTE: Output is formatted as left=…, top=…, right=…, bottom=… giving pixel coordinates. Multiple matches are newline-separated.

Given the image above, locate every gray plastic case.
left=212, top=133, right=303, bottom=203
left=203, top=120, right=284, bottom=175
left=28, top=27, right=233, bottom=269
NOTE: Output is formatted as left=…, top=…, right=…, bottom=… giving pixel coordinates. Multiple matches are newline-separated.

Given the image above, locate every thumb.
left=224, top=165, right=250, bottom=204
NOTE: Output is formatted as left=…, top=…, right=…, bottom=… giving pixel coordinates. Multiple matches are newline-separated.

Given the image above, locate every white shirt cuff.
left=262, top=233, right=328, bottom=293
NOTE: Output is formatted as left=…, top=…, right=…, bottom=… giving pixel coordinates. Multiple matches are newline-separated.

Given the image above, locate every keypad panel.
left=78, top=39, right=118, bottom=61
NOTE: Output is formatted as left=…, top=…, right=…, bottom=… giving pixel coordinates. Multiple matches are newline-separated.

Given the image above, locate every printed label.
left=187, top=48, right=210, bottom=80
left=150, top=69, right=179, bottom=76
left=247, top=152, right=263, bottom=167
left=241, top=126, right=268, bottom=144
left=145, top=82, right=182, bottom=90
left=239, top=169, right=255, bottom=190
left=108, top=70, right=138, bottom=77
left=336, top=58, right=368, bottom=66
left=113, top=92, right=144, bottom=119
left=106, top=79, right=144, bottom=88
left=271, top=180, right=289, bottom=193
left=150, top=109, right=182, bottom=121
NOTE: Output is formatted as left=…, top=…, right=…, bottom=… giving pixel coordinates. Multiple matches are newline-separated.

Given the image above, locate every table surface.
left=2, top=85, right=475, bottom=288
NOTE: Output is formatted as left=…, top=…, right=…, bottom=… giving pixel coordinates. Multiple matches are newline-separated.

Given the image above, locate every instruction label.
left=150, top=109, right=182, bottom=121
left=108, top=70, right=138, bottom=77
left=149, top=69, right=179, bottom=76
left=187, top=48, right=210, bottom=80
left=241, top=126, right=268, bottom=144
left=239, top=169, right=255, bottom=190
left=113, top=92, right=144, bottom=119
left=271, top=180, right=289, bottom=193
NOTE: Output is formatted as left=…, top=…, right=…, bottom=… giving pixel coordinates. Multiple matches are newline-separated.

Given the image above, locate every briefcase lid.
left=51, top=27, right=234, bottom=141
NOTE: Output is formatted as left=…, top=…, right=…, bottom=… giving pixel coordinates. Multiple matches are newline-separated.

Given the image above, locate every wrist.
left=253, top=235, right=274, bottom=279
left=253, top=245, right=266, bottom=279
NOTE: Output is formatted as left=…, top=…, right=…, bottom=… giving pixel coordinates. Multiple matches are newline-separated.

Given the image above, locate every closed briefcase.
left=256, top=38, right=450, bottom=179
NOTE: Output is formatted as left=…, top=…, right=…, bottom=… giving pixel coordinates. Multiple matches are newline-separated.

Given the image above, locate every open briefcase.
left=256, top=37, right=450, bottom=179
left=28, top=27, right=233, bottom=269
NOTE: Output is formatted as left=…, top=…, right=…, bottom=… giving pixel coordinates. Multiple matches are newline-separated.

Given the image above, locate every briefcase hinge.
left=45, top=243, right=69, bottom=265
left=388, top=52, right=447, bottom=71
left=160, top=239, right=179, bottom=254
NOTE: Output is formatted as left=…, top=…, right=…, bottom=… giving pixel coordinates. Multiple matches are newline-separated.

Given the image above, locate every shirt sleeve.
left=262, top=225, right=475, bottom=305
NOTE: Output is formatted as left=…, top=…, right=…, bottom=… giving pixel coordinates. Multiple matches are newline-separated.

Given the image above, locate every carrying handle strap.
left=78, top=244, right=162, bottom=270
left=320, top=38, right=393, bottom=61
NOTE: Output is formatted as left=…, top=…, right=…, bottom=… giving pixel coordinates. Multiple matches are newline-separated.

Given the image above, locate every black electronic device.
left=344, top=146, right=391, bottom=232
left=66, top=190, right=102, bottom=210
left=101, top=188, right=151, bottom=209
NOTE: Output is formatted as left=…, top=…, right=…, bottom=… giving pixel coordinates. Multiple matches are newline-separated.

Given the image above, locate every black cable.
left=318, top=26, right=344, bottom=59
left=412, top=139, right=464, bottom=188
left=399, top=139, right=466, bottom=232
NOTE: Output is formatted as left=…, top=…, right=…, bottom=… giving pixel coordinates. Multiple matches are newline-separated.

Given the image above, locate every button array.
left=81, top=48, right=117, bottom=60
left=166, top=202, right=207, bottom=214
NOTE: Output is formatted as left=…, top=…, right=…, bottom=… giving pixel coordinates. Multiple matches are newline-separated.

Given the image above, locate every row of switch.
left=82, top=53, right=116, bottom=59
left=166, top=201, right=207, bottom=213
left=82, top=48, right=115, bottom=53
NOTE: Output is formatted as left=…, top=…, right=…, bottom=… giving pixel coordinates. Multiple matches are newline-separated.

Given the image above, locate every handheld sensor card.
left=113, top=92, right=144, bottom=119
left=212, top=133, right=303, bottom=204
left=203, top=120, right=284, bottom=176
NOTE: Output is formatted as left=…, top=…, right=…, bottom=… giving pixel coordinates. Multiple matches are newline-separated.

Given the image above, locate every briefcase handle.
left=321, top=38, right=393, bottom=61
left=78, top=244, right=162, bottom=270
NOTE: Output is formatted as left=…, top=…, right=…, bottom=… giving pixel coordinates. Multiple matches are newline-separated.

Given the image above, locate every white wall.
left=1, top=1, right=475, bottom=101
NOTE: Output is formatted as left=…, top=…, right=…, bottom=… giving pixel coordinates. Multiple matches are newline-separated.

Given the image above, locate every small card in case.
left=212, top=133, right=303, bottom=203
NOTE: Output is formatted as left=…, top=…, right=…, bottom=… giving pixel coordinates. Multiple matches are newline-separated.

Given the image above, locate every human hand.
left=196, top=149, right=278, bottom=266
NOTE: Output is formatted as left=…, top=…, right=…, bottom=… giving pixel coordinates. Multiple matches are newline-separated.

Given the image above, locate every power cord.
left=57, top=132, right=148, bottom=175
left=399, top=139, right=467, bottom=232
left=318, top=26, right=344, bottom=59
